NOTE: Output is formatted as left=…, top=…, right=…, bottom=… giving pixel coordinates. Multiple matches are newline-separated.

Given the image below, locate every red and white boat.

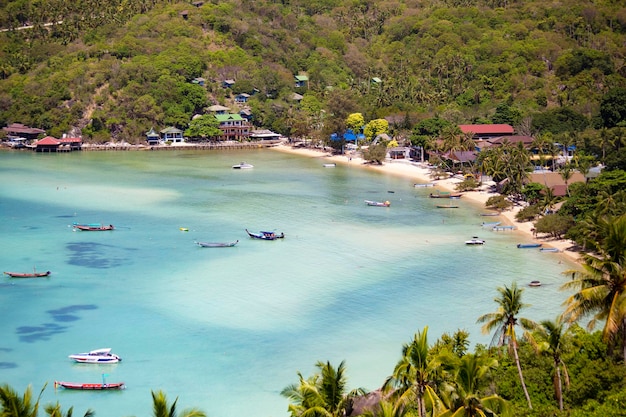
left=54, top=381, right=125, bottom=390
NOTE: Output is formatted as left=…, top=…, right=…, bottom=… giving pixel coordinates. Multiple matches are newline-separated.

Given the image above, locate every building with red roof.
left=459, top=124, right=514, bottom=140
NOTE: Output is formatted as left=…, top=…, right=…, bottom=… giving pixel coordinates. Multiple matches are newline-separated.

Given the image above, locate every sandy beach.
left=271, top=144, right=581, bottom=264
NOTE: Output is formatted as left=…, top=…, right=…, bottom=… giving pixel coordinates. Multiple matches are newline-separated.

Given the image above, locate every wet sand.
left=271, top=144, right=581, bottom=263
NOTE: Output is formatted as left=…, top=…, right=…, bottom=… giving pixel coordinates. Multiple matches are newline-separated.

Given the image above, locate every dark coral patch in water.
left=66, top=242, right=133, bottom=269
left=16, top=323, right=68, bottom=343
left=0, top=362, right=17, bottom=369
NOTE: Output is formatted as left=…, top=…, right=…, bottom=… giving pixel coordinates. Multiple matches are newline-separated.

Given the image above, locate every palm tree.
left=282, top=360, right=362, bottom=417
left=0, top=384, right=46, bottom=417
left=382, top=327, right=446, bottom=417
left=476, top=282, right=536, bottom=409
left=151, top=390, right=206, bottom=417
left=361, top=399, right=407, bottom=417
left=558, top=163, right=574, bottom=197
left=44, top=403, right=94, bottom=417
left=436, top=353, right=508, bottom=417
left=562, top=214, right=626, bottom=362
left=527, top=315, right=571, bottom=411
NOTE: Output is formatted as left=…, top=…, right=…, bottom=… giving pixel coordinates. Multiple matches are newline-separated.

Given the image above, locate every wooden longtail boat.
left=54, top=381, right=125, bottom=390
left=196, top=240, right=239, bottom=248
left=4, top=270, right=51, bottom=278
left=246, top=229, right=284, bottom=240
left=73, top=224, right=114, bottom=231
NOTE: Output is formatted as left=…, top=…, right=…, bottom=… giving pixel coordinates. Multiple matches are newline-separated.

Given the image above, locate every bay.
left=0, top=149, right=575, bottom=417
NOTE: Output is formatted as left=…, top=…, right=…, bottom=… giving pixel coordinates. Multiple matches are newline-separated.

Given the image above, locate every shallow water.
left=0, top=149, right=576, bottom=417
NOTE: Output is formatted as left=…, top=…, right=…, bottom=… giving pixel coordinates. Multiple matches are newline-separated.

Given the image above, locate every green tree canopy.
left=184, top=115, right=222, bottom=139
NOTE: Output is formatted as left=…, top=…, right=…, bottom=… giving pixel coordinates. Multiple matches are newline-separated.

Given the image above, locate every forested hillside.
left=0, top=0, right=625, bottom=142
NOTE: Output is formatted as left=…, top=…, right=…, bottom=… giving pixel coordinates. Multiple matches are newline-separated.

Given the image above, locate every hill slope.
left=0, top=0, right=625, bottom=142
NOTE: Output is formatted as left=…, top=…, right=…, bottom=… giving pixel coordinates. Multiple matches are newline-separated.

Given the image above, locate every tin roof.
left=459, top=124, right=514, bottom=135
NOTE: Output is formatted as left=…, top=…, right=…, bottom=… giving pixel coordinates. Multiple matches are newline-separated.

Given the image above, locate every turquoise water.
left=0, top=149, right=576, bottom=417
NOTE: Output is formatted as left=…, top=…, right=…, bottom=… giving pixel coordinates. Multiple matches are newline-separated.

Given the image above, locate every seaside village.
left=1, top=73, right=590, bottom=197
left=2, top=118, right=586, bottom=201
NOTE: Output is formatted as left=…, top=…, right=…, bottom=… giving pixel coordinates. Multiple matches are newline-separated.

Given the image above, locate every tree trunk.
left=417, top=395, right=426, bottom=417
left=512, top=341, right=533, bottom=409
left=555, top=361, right=563, bottom=411
left=622, top=319, right=626, bottom=364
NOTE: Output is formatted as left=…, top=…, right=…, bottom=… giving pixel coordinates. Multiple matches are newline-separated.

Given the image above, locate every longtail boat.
left=4, top=270, right=51, bottom=278
left=195, top=240, right=239, bottom=248
left=246, top=229, right=284, bottom=240
left=54, top=381, right=125, bottom=390
left=73, top=223, right=114, bottom=231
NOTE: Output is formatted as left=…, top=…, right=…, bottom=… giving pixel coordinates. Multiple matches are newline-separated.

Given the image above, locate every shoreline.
left=271, top=144, right=581, bottom=264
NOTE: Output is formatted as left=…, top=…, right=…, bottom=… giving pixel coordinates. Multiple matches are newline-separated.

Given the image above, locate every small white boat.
left=414, top=183, right=435, bottom=188
left=323, top=163, right=336, bottom=168
left=539, top=247, right=560, bottom=252
left=465, top=236, right=485, bottom=245
left=529, top=280, right=542, bottom=287
left=196, top=240, right=238, bottom=248
left=365, top=200, right=390, bottom=207
left=481, top=221, right=501, bottom=227
left=69, top=348, right=121, bottom=364
left=232, top=162, right=254, bottom=169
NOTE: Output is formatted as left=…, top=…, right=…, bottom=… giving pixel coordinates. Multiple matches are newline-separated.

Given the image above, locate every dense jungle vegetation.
left=3, top=1, right=626, bottom=416
left=0, top=0, right=625, bottom=143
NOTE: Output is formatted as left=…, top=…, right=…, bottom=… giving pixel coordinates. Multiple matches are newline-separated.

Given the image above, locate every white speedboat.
left=465, top=236, right=486, bottom=245
left=232, top=162, right=254, bottom=169
left=69, top=348, right=121, bottom=364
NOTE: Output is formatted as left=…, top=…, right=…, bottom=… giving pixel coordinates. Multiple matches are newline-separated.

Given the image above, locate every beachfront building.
left=249, top=129, right=281, bottom=141
left=2, top=122, right=46, bottom=140
left=528, top=171, right=586, bottom=197
left=160, top=126, right=185, bottom=143
left=214, top=114, right=251, bottom=141
left=388, top=147, right=411, bottom=159
left=146, top=128, right=161, bottom=145
left=32, top=136, right=82, bottom=152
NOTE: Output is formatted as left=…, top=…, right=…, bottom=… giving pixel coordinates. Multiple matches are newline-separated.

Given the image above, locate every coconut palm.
left=360, top=399, right=407, bottom=417
left=382, top=327, right=447, bottom=417
left=0, top=384, right=46, bottom=417
left=436, top=353, right=508, bottom=417
left=527, top=315, right=571, bottom=411
left=282, top=360, right=363, bottom=417
left=151, top=390, right=206, bottom=417
left=562, top=214, right=626, bottom=361
left=476, top=282, right=536, bottom=409
left=44, top=402, right=94, bottom=417
left=558, top=163, right=574, bottom=197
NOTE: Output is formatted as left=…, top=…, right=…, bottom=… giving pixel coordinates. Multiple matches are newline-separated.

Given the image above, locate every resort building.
left=249, top=129, right=281, bottom=141
left=160, top=126, right=184, bottom=143
left=459, top=124, right=514, bottom=140
left=214, top=114, right=251, bottom=141
left=2, top=123, right=46, bottom=140
left=207, top=105, right=230, bottom=115
left=32, top=136, right=82, bottom=152
left=146, top=128, right=162, bottom=145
